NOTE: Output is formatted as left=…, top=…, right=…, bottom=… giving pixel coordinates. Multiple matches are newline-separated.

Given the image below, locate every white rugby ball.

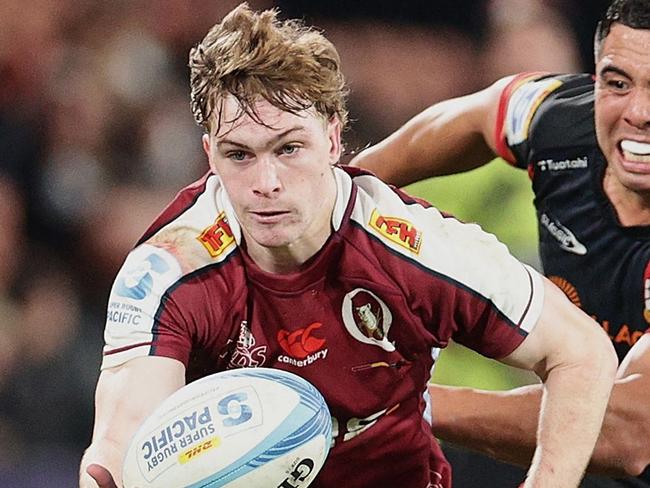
left=122, top=368, right=331, bottom=488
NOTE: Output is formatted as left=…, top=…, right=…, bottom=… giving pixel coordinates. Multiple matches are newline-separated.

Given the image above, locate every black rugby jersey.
left=497, top=72, right=650, bottom=488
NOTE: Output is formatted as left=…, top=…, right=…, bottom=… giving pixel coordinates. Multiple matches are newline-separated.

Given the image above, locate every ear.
left=326, top=116, right=342, bottom=165
left=202, top=133, right=217, bottom=173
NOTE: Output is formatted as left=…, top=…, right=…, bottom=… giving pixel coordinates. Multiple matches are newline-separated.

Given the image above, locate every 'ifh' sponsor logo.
left=644, top=260, right=650, bottom=324
left=370, top=209, right=422, bottom=253
left=198, top=212, right=235, bottom=257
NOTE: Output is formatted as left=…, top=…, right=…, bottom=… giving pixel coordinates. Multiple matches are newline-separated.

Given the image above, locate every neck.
left=603, top=168, right=650, bottom=226
left=244, top=231, right=331, bottom=274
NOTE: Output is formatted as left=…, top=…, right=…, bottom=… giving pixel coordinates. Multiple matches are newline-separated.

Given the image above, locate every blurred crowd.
left=0, top=0, right=605, bottom=485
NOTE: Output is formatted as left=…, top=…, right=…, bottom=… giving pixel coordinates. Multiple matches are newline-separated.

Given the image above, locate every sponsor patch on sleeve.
left=197, top=212, right=235, bottom=258
left=369, top=209, right=422, bottom=253
left=505, top=77, right=563, bottom=146
left=103, top=244, right=183, bottom=367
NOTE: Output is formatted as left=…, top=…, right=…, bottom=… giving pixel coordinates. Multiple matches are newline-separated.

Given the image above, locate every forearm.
left=589, top=334, right=650, bottom=476
left=589, top=372, right=650, bottom=477
left=81, top=357, right=186, bottom=488
left=527, top=350, right=616, bottom=488
left=432, top=374, right=650, bottom=478
left=430, top=383, right=541, bottom=466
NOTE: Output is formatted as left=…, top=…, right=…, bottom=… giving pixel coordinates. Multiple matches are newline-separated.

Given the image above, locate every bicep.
left=500, top=277, right=605, bottom=376
left=349, top=76, right=512, bottom=185
left=402, top=78, right=510, bottom=174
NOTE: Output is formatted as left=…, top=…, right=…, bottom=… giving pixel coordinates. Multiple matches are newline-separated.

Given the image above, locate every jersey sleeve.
left=101, top=243, right=191, bottom=369
left=495, top=72, right=563, bottom=169
left=425, top=217, right=545, bottom=359
left=350, top=171, right=546, bottom=360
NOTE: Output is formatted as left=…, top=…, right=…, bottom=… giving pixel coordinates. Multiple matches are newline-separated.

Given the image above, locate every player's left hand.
left=86, top=464, right=119, bottom=488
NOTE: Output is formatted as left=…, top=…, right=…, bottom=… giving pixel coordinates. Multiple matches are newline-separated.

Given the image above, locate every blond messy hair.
left=189, top=3, right=349, bottom=134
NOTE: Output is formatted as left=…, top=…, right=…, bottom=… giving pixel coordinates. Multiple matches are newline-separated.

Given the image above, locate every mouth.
left=249, top=209, right=291, bottom=224
left=620, top=139, right=650, bottom=164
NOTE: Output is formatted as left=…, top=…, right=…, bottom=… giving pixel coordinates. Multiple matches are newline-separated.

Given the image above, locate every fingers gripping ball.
left=122, top=368, right=332, bottom=488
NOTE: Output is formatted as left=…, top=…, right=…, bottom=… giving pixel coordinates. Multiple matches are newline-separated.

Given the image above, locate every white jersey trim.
left=349, top=173, right=544, bottom=335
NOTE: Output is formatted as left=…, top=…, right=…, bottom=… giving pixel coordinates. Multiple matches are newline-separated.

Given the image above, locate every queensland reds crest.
left=341, top=288, right=394, bottom=351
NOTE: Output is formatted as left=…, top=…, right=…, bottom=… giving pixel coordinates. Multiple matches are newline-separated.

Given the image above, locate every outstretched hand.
left=86, top=464, right=119, bottom=488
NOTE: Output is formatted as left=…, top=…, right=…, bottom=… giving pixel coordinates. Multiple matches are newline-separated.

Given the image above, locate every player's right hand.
left=86, top=464, right=119, bottom=488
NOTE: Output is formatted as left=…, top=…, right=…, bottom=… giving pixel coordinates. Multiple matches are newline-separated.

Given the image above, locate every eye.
left=227, top=150, right=248, bottom=162
left=608, top=79, right=629, bottom=91
left=599, top=72, right=632, bottom=94
left=279, top=144, right=300, bottom=156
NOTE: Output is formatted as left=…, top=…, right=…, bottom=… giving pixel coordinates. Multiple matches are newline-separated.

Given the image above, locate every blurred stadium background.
left=0, top=0, right=612, bottom=486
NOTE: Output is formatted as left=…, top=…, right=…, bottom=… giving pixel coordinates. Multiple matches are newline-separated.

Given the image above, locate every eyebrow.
left=598, top=65, right=632, bottom=80
left=216, top=126, right=307, bottom=151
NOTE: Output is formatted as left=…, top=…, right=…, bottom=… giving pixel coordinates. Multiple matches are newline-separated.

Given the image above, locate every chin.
left=609, top=152, right=650, bottom=193
left=615, top=172, right=650, bottom=194
left=249, top=231, right=294, bottom=249
left=623, top=181, right=650, bottom=194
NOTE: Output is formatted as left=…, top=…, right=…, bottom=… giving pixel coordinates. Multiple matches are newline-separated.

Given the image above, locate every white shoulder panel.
left=350, top=174, right=544, bottom=333
left=102, top=174, right=240, bottom=369
left=102, top=244, right=183, bottom=369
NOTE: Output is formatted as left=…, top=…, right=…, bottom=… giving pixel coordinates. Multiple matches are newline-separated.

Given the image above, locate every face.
left=202, top=97, right=341, bottom=268
left=595, top=24, right=650, bottom=193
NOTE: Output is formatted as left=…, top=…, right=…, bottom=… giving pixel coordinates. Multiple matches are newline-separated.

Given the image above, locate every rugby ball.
left=122, top=368, right=331, bottom=488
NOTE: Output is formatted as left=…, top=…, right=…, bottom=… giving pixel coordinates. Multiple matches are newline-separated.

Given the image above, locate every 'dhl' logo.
left=277, top=323, right=326, bottom=359
left=370, top=209, right=422, bottom=253
left=198, top=212, right=235, bottom=258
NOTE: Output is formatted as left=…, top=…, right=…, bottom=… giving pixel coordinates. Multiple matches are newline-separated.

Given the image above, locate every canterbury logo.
left=370, top=209, right=422, bottom=253
left=197, top=212, right=235, bottom=258
left=277, top=323, right=326, bottom=359
left=540, top=212, right=586, bottom=255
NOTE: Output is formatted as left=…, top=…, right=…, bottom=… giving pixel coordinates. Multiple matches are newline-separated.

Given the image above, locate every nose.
left=252, top=157, right=282, bottom=197
left=623, top=88, right=650, bottom=130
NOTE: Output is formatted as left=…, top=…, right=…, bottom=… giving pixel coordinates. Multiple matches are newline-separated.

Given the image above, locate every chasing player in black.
left=352, top=0, right=650, bottom=486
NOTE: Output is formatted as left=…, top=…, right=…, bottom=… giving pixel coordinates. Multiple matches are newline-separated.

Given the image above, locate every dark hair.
left=594, top=0, right=650, bottom=59
left=189, top=3, right=348, bottom=134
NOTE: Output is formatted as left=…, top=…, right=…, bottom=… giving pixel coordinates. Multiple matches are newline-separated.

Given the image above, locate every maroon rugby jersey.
left=102, top=166, right=544, bottom=488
